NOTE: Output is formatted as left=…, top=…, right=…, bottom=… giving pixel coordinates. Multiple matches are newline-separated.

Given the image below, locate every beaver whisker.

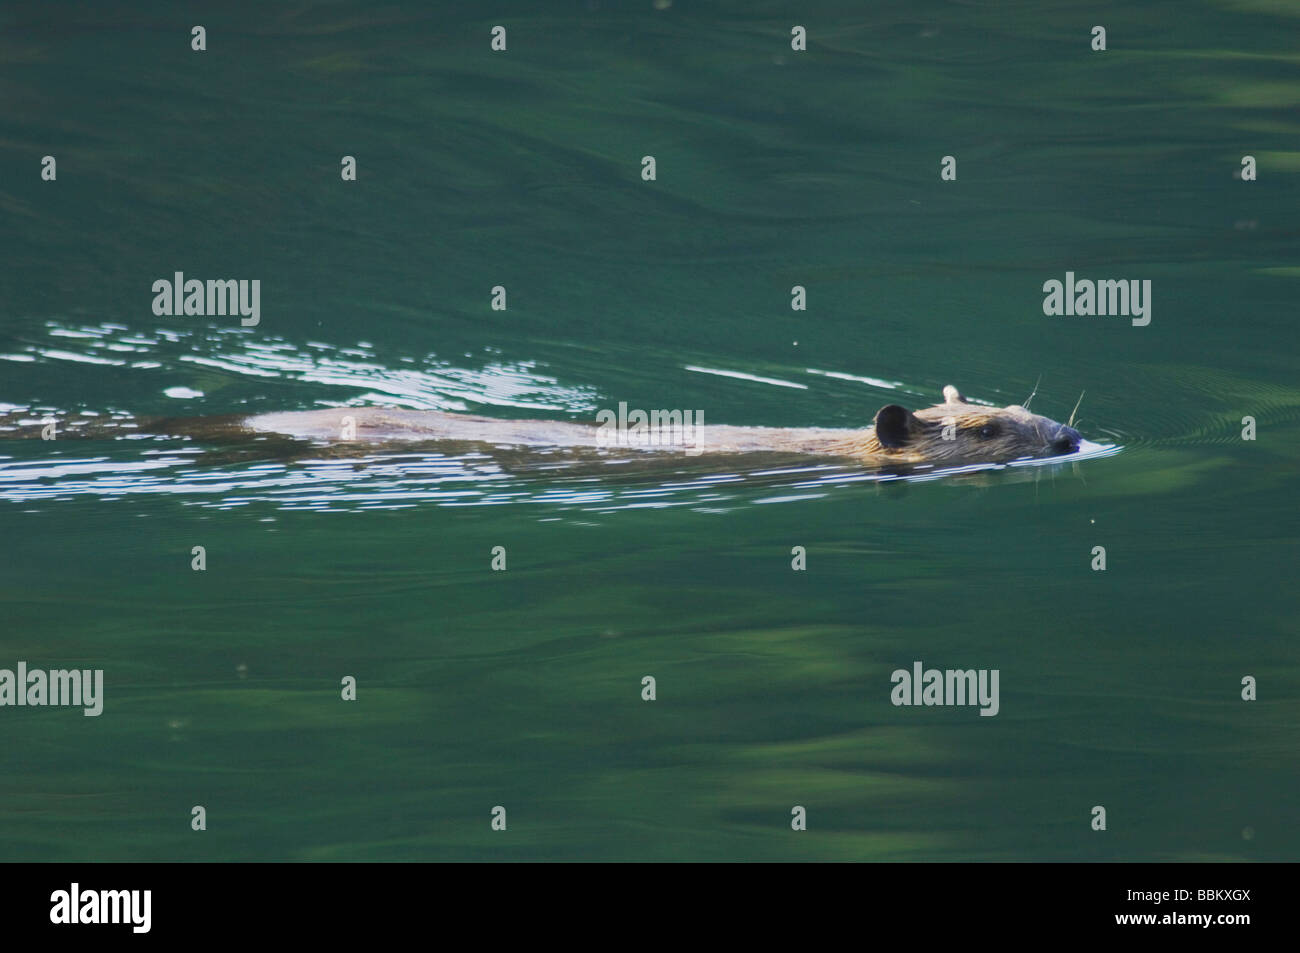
left=1023, top=374, right=1042, bottom=411
left=1068, top=390, right=1086, bottom=428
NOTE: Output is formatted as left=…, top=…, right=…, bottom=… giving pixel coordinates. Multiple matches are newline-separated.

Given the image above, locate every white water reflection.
left=0, top=441, right=1121, bottom=513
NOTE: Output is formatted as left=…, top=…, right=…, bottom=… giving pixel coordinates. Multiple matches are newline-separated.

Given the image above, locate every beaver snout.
left=1049, top=424, right=1081, bottom=454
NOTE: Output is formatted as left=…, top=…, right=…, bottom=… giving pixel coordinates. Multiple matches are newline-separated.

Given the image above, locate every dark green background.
left=1, top=1, right=1296, bottom=860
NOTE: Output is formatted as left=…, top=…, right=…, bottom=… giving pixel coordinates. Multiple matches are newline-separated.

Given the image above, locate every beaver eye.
left=977, top=424, right=999, bottom=439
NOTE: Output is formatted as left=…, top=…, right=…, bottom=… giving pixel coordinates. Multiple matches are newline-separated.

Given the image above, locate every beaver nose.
left=1050, top=425, right=1081, bottom=454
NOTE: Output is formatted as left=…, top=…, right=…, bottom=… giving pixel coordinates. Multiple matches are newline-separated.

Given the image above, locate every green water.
left=1, top=1, right=1297, bottom=861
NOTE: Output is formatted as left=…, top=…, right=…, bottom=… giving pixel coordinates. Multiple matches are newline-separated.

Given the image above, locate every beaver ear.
left=874, top=404, right=914, bottom=448
left=942, top=385, right=966, bottom=404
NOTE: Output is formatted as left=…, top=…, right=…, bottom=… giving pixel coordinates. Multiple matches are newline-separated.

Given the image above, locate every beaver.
left=3, top=384, right=1083, bottom=467
left=210, top=384, right=1083, bottom=465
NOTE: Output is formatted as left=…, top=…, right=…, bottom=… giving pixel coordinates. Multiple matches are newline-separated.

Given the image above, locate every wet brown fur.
left=1, top=384, right=1083, bottom=468
left=822, top=385, right=1081, bottom=464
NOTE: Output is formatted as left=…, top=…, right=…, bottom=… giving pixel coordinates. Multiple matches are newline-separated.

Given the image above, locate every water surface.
left=0, top=0, right=1296, bottom=861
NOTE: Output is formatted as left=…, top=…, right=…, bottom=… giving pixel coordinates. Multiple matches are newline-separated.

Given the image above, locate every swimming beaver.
left=235, top=383, right=1083, bottom=465
left=4, top=384, right=1083, bottom=467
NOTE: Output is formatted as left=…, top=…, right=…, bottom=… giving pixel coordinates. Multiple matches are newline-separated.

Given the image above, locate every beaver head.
left=859, top=384, right=1082, bottom=464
